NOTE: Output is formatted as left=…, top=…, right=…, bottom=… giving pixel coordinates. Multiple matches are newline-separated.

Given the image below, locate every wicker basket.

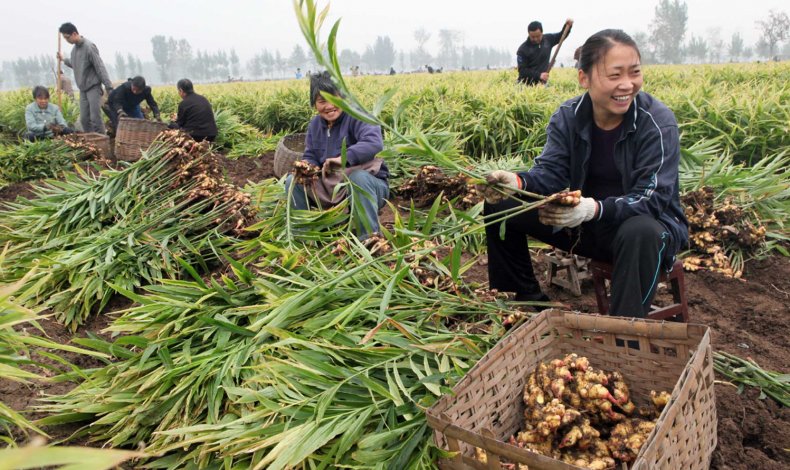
left=114, top=117, right=168, bottom=161
left=426, top=310, right=716, bottom=470
left=79, top=132, right=112, bottom=159
left=273, top=133, right=307, bottom=177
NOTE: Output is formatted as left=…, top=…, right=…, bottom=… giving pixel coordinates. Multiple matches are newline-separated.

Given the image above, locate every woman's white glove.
left=539, top=197, right=598, bottom=228
left=481, top=170, right=519, bottom=203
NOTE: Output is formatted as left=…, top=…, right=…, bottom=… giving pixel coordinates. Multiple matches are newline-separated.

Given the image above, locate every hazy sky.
left=1, top=0, right=784, bottom=65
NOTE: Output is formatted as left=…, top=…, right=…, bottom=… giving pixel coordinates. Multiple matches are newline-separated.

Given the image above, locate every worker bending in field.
left=25, top=86, right=74, bottom=140
left=284, top=71, right=389, bottom=239
left=483, top=29, right=688, bottom=317
left=105, top=76, right=161, bottom=130
left=168, top=79, right=217, bottom=142
left=517, top=19, right=573, bottom=85
left=57, top=22, right=113, bottom=133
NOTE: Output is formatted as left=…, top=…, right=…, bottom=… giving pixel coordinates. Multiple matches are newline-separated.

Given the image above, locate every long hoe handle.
left=57, top=30, right=62, bottom=109
left=546, top=22, right=571, bottom=75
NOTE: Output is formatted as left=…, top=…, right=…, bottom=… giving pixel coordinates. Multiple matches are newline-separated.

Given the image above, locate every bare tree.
left=414, top=27, right=431, bottom=51
left=756, top=9, right=790, bottom=59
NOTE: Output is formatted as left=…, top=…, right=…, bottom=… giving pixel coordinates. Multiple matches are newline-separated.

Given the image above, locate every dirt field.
left=1, top=151, right=787, bottom=469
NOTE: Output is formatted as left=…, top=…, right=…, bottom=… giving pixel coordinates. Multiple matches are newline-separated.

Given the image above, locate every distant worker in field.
left=482, top=29, right=688, bottom=318
left=296, top=68, right=303, bottom=79
left=59, top=71, right=74, bottom=98
left=516, top=18, right=573, bottom=85
left=168, top=78, right=217, bottom=142
left=105, top=76, right=162, bottom=130
left=284, top=71, right=389, bottom=239
left=25, top=86, right=73, bottom=140
left=57, top=22, right=113, bottom=133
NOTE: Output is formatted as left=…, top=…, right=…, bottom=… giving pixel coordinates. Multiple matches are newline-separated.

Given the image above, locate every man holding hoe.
left=517, top=18, right=573, bottom=85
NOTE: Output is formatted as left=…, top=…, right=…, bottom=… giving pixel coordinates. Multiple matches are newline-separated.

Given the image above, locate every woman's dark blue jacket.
left=519, top=91, right=689, bottom=256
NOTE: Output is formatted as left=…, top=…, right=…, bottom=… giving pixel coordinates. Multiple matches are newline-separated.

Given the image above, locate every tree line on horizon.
left=1, top=2, right=787, bottom=90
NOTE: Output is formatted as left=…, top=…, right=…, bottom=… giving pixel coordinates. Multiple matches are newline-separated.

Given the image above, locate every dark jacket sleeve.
left=516, top=43, right=530, bottom=80
left=108, top=87, right=123, bottom=113
left=517, top=43, right=542, bottom=83
left=598, top=118, right=681, bottom=225
left=176, top=100, right=186, bottom=128
left=302, top=119, right=321, bottom=167
left=344, top=120, right=383, bottom=166
left=144, top=87, right=160, bottom=116
left=520, top=109, right=572, bottom=195
left=547, top=23, right=571, bottom=47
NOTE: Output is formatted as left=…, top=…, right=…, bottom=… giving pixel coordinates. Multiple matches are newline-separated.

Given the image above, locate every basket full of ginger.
left=427, top=310, right=717, bottom=470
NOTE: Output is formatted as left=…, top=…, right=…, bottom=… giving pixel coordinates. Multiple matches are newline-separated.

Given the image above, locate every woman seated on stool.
left=284, top=71, right=389, bottom=240
left=480, top=29, right=688, bottom=318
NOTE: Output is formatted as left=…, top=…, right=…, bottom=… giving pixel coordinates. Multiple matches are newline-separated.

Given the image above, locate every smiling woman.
left=481, top=28, right=689, bottom=319
left=283, top=71, right=390, bottom=239
left=577, top=30, right=644, bottom=130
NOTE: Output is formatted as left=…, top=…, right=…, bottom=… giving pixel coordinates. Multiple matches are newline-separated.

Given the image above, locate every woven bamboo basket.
left=273, top=132, right=307, bottom=177
left=114, top=117, right=168, bottom=161
left=79, top=132, right=111, bottom=159
left=426, top=310, right=716, bottom=470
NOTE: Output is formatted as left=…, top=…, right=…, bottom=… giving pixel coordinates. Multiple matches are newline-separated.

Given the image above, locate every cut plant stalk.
left=713, top=351, right=789, bottom=407
left=0, top=131, right=255, bottom=330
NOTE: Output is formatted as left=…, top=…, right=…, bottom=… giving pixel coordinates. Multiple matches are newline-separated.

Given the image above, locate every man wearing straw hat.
left=57, top=22, right=113, bottom=133
left=517, top=19, right=573, bottom=85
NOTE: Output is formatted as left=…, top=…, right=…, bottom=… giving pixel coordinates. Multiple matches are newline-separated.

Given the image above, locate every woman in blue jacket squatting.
left=481, top=29, right=688, bottom=318
left=285, top=71, right=389, bottom=239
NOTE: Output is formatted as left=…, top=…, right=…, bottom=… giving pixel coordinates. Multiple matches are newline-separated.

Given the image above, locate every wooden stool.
left=544, top=250, right=590, bottom=296
left=590, top=259, right=689, bottom=322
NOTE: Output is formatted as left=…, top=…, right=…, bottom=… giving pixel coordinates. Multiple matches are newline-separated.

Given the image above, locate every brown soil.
left=1, top=168, right=788, bottom=469
left=0, top=181, right=36, bottom=204
left=1, top=309, right=118, bottom=445
left=217, top=151, right=276, bottom=188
